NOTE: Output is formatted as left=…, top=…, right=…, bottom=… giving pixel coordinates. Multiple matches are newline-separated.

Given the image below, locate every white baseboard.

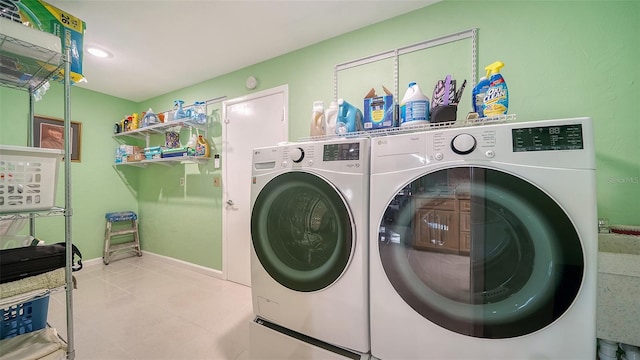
left=83, top=251, right=225, bottom=280
left=80, top=257, right=104, bottom=267
left=142, top=251, right=225, bottom=280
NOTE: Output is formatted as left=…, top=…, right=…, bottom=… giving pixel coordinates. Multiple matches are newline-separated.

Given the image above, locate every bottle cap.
left=484, top=61, right=505, bottom=75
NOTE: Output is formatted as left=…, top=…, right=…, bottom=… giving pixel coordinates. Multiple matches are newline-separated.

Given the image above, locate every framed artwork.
left=32, top=115, right=82, bottom=162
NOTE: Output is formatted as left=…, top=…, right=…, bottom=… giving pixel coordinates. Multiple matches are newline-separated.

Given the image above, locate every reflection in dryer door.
left=377, top=166, right=585, bottom=338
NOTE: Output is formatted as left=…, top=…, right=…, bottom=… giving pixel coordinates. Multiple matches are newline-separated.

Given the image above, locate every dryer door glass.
left=378, top=167, right=584, bottom=339
left=252, top=172, right=353, bottom=292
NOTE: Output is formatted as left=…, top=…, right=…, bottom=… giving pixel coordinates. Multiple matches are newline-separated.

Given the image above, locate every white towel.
left=0, top=269, right=65, bottom=301
left=0, top=328, right=67, bottom=360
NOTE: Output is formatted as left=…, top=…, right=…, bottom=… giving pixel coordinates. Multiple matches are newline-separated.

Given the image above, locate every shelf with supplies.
left=112, top=119, right=207, bottom=142
left=112, top=102, right=216, bottom=167
left=113, top=155, right=209, bottom=168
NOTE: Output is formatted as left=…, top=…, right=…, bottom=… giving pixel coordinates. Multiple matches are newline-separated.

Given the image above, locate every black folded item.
left=431, top=105, right=458, bottom=123
left=0, top=242, right=83, bottom=284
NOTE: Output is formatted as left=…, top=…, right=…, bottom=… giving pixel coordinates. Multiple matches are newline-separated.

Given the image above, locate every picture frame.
left=32, top=115, right=82, bottom=162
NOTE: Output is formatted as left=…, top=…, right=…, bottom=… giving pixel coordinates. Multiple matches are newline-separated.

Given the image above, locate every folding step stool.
left=103, top=211, right=142, bottom=265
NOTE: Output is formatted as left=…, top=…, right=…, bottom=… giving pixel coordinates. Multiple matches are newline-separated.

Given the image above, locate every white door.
left=222, top=85, right=288, bottom=286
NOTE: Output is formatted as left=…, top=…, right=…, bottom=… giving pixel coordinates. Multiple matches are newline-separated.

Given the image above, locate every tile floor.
left=47, top=254, right=253, bottom=360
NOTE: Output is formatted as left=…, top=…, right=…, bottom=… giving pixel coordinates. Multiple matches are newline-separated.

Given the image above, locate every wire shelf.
left=298, top=114, right=516, bottom=142
left=0, top=207, right=65, bottom=221
left=0, top=33, right=64, bottom=92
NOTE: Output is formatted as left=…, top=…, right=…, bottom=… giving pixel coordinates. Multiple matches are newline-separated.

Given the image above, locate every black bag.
left=0, top=242, right=83, bottom=284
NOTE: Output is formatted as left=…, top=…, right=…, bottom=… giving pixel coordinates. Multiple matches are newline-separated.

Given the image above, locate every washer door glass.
left=252, top=172, right=353, bottom=292
left=378, top=167, right=584, bottom=339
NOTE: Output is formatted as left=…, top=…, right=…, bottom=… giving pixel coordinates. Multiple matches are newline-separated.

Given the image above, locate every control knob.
left=290, top=147, right=305, bottom=163
left=451, top=133, right=477, bottom=155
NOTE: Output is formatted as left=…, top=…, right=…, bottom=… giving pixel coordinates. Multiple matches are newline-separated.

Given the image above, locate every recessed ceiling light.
left=87, top=47, right=111, bottom=58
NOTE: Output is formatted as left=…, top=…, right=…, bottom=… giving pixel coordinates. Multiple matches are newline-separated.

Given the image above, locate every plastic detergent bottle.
left=186, top=133, right=198, bottom=148
left=131, top=113, right=139, bottom=130
left=482, top=61, right=509, bottom=117
left=337, top=98, right=363, bottom=134
left=173, top=100, right=187, bottom=120
left=310, top=101, right=325, bottom=136
left=399, top=82, right=430, bottom=127
left=324, top=101, right=339, bottom=135
left=197, top=135, right=211, bottom=157
left=142, top=108, right=159, bottom=127
left=472, top=70, right=491, bottom=117
left=193, top=101, right=207, bottom=124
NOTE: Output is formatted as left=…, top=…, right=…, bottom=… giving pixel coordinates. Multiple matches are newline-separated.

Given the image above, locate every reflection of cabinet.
left=413, top=197, right=460, bottom=253
left=459, top=199, right=471, bottom=254
left=413, top=196, right=471, bottom=255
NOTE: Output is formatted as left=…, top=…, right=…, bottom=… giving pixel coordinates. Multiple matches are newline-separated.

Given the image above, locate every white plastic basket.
left=0, top=234, right=39, bottom=249
left=0, top=145, right=64, bottom=213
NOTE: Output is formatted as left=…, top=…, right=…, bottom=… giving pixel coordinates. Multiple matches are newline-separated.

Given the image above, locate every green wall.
left=2, top=0, right=638, bottom=268
left=0, top=85, right=139, bottom=259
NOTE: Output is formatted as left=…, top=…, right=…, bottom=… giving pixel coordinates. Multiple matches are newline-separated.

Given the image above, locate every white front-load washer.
left=250, top=137, right=370, bottom=354
left=369, top=118, right=597, bottom=359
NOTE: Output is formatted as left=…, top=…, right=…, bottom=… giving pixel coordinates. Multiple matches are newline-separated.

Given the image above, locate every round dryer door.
left=377, top=167, right=584, bottom=339
left=251, top=172, right=353, bottom=292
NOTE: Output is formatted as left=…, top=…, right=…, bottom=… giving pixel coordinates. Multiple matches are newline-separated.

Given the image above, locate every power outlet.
left=213, top=176, right=221, bottom=187
left=179, top=177, right=185, bottom=187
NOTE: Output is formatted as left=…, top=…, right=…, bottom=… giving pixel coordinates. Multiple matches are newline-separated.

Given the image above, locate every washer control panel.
left=261, top=139, right=369, bottom=173
left=289, top=147, right=305, bottom=163
left=322, top=142, right=361, bottom=161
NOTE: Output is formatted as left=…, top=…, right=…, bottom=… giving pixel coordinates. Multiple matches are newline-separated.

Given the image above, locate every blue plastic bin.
left=0, top=295, right=49, bottom=339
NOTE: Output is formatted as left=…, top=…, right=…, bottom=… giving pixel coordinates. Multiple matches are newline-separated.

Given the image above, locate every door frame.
left=221, top=84, right=289, bottom=283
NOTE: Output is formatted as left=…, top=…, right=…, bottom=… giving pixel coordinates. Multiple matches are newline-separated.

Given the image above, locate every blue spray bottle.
left=472, top=69, right=491, bottom=117
left=482, top=61, right=509, bottom=117
left=173, top=100, right=187, bottom=120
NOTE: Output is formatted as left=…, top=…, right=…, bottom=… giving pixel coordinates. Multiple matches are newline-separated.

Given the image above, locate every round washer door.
left=377, top=167, right=584, bottom=339
left=252, top=171, right=353, bottom=292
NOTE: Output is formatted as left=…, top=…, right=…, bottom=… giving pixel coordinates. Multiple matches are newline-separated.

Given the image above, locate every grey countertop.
left=597, top=233, right=640, bottom=347
left=599, top=233, right=640, bottom=256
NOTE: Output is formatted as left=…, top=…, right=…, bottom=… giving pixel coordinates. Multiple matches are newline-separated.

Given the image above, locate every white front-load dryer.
left=369, top=118, right=597, bottom=359
left=250, top=137, right=370, bottom=353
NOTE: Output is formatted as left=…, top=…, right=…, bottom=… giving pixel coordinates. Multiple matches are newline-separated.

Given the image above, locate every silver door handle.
left=226, top=200, right=234, bottom=206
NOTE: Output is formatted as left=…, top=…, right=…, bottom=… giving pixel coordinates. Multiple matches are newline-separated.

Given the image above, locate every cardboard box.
left=17, top=0, right=86, bottom=83
left=119, top=145, right=142, bottom=155
left=126, top=153, right=145, bottom=162
left=162, top=147, right=195, bottom=158
left=144, top=146, right=162, bottom=159
left=363, top=86, right=395, bottom=130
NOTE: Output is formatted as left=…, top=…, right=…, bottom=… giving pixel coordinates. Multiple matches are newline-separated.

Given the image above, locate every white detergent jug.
left=399, top=82, right=430, bottom=127
left=324, top=101, right=339, bottom=135
left=310, top=100, right=325, bottom=136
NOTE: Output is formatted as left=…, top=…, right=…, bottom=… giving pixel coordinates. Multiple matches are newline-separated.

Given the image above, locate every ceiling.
left=45, top=0, right=438, bottom=102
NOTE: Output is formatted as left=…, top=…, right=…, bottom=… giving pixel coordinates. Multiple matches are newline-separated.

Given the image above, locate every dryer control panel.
left=431, top=128, right=497, bottom=161
left=512, top=124, right=584, bottom=152
left=370, top=117, right=594, bottom=174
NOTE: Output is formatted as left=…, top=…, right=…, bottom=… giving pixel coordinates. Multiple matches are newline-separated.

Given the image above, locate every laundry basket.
left=0, top=145, right=64, bottom=213
left=0, top=295, right=50, bottom=340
